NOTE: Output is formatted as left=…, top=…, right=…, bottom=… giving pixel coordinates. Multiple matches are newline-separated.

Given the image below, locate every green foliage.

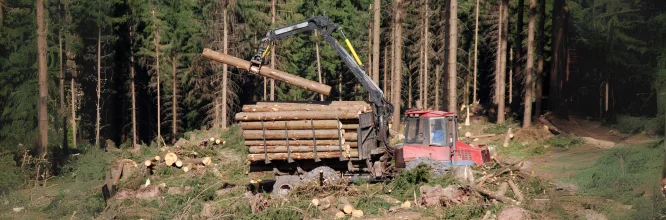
left=389, top=164, right=457, bottom=201
left=483, top=119, right=519, bottom=134
left=574, top=141, right=666, bottom=219
left=354, top=195, right=393, bottom=215
left=614, top=115, right=664, bottom=135
left=0, top=155, right=24, bottom=195
left=61, top=145, right=114, bottom=181
left=547, top=135, right=583, bottom=148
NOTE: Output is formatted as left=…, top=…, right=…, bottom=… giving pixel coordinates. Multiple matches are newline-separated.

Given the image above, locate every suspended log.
left=202, top=48, right=331, bottom=96
left=347, top=142, right=358, bottom=147
left=247, top=150, right=358, bottom=161
left=242, top=129, right=343, bottom=140
left=240, top=120, right=342, bottom=130
left=236, top=110, right=360, bottom=121
left=248, top=145, right=347, bottom=153
left=245, top=139, right=344, bottom=146
left=242, top=104, right=370, bottom=113
left=254, top=101, right=368, bottom=106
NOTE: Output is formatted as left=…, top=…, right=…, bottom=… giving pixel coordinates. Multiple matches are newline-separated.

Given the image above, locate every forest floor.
left=1, top=114, right=664, bottom=219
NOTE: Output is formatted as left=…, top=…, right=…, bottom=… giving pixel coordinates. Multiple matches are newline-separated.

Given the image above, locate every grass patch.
left=614, top=115, right=664, bottom=134
left=354, top=195, right=393, bottom=215
left=573, top=141, right=666, bottom=219
left=483, top=119, right=519, bottom=135
left=547, top=135, right=583, bottom=149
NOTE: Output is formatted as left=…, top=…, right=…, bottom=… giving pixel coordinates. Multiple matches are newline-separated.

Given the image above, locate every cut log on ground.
left=164, top=153, right=178, bottom=166
left=241, top=104, right=370, bottom=113
left=337, top=198, right=353, bottom=214
left=247, top=150, right=357, bottom=161
left=202, top=49, right=332, bottom=96
left=240, top=120, right=342, bottom=130
left=248, top=145, right=348, bottom=154
left=236, top=110, right=360, bottom=121
left=538, top=115, right=562, bottom=135
left=184, top=157, right=212, bottom=166
left=245, top=139, right=343, bottom=146
left=497, top=182, right=509, bottom=197
left=242, top=129, right=344, bottom=140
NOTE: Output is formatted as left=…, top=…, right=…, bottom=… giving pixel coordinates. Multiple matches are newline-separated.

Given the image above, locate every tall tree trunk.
left=59, top=30, right=67, bottom=152
left=368, top=12, right=372, bottom=75
left=435, top=65, right=440, bottom=110
left=391, top=0, right=403, bottom=131
left=473, top=0, right=479, bottom=102
left=66, top=3, right=76, bottom=149
left=270, top=0, right=276, bottom=101
left=523, top=0, right=536, bottom=128
left=96, top=26, right=101, bottom=148
left=372, top=0, right=381, bottom=84
left=514, top=0, right=524, bottom=105
left=172, top=55, right=177, bottom=138
left=152, top=7, right=161, bottom=145
left=222, top=5, right=228, bottom=127
left=130, top=28, right=138, bottom=149
left=498, top=0, right=508, bottom=123
left=509, top=48, right=513, bottom=104
left=383, top=46, right=388, bottom=97
left=447, top=0, right=458, bottom=113
left=423, top=0, right=429, bottom=109
left=550, top=0, right=563, bottom=115
left=494, top=2, right=503, bottom=105
left=37, top=0, right=48, bottom=155
left=316, top=33, right=323, bottom=101
left=535, top=0, right=546, bottom=118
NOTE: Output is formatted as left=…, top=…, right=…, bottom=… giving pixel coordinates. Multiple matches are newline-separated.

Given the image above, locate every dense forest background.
left=1, top=0, right=665, bottom=165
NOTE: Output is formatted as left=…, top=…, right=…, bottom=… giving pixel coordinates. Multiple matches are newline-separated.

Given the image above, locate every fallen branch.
left=474, top=185, right=519, bottom=205
left=508, top=179, right=524, bottom=202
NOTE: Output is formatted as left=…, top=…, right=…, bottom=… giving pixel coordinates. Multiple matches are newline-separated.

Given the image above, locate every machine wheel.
left=272, top=175, right=302, bottom=196
left=405, top=157, right=449, bottom=176
left=303, top=166, right=340, bottom=184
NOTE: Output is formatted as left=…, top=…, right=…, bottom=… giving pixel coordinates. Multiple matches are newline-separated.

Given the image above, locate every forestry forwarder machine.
left=242, top=16, right=490, bottom=195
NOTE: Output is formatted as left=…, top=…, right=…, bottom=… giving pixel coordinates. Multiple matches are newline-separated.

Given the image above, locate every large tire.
left=272, top=175, right=302, bottom=196
left=302, top=166, right=340, bottom=184
left=405, top=157, right=449, bottom=176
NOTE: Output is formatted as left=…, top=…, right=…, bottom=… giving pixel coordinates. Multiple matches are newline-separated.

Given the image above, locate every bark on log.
left=202, top=49, right=332, bottom=95
left=184, top=157, right=212, bottom=166
left=247, top=150, right=358, bottom=161
left=242, top=104, right=370, bottom=113
left=248, top=145, right=348, bottom=153
left=240, top=120, right=342, bottom=130
left=242, top=129, right=343, bottom=140
left=347, top=142, right=358, bottom=147
left=341, top=124, right=360, bottom=130
left=245, top=139, right=343, bottom=146
left=503, top=128, right=513, bottom=147
left=236, top=111, right=360, bottom=121
left=254, top=101, right=368, bottom=106
left=538, top=115, right=562, bottom=135
left=343, top=131, right=358, bottom=141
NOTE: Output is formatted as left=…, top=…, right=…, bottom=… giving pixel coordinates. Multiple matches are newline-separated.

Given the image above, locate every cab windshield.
left=429, top=118, right=448, bottom=146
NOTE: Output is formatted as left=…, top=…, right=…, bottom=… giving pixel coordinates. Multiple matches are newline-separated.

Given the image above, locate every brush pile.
left=237, top=101, right=371, bottom=162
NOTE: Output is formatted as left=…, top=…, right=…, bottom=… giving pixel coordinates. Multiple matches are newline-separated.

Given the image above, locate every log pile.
left=238, top=101, right=371, bottom=162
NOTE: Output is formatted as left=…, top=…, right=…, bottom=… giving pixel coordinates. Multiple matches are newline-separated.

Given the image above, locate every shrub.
left=547, top=135, right=583, bottom=148
left=615, top=115, right=664, bottom=134
left=0, top=155, right=24, bottom=195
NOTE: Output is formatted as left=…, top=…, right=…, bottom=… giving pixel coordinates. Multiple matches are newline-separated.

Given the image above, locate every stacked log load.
left=237, top=101, right=371, bottom=162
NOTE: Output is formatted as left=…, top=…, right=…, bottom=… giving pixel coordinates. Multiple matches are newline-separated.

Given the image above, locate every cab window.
left=429, top=118, right=447, bottom=146
left=405, top=117, right=425, bottom=144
